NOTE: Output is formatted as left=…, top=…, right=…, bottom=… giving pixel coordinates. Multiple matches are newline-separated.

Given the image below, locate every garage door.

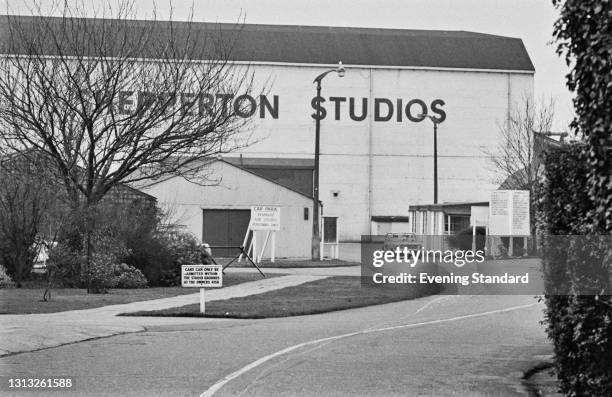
left=202, top=209, right=251, bottom=257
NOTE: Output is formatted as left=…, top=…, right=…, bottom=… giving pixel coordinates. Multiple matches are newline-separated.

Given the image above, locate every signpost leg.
left=259, top=231, right=271, bottom=262
left=271, top=232, right=276, bottom=263
left=221, top=252, right=240, bottom=272
left=200, top=288, right=206, bottom=314
left=247, top=237, right=253, bottom=258
left=241, top=246, right=266, bottom=277
left=472, top=225, right=476, bottom=252
left=252, top=231, right=258, bottom=264
left=238, top=228, right=251, bottom=262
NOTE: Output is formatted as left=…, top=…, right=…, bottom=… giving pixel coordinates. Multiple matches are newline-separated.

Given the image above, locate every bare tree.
left=0, top=1, right=256, bottom=206
left=486, top=96, right=557, bottom=192
left=0, top=1, right=259, bottom=289
left=0, top=155, right=60, bottom=287
left=485, top=96, right=559, bottom=254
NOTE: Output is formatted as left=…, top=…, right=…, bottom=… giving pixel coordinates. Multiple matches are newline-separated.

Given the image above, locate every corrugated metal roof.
left=0, top=15, right=534, bottom=72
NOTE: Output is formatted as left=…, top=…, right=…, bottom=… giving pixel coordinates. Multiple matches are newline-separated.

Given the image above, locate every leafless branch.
left=484, top=95, right=556, bottom=191
left=0, top=0, right=261, bottom=207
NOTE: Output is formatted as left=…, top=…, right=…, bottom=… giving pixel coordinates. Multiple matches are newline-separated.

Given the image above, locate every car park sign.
left=181, top=265, right=223, bottom=288
left=250, top=206, right=281, bottom=231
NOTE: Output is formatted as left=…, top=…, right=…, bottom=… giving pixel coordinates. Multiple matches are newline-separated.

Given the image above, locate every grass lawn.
left=123, top=276, right=442, bottom=319
left=0, top=272, right=275, bottom=314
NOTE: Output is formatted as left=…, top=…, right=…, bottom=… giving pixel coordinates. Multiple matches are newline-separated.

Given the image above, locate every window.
left=446, top=215, right=470, bottom=235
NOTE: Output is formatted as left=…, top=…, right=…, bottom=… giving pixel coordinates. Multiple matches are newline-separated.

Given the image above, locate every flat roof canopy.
left=409, top=202, right=489, bottom=216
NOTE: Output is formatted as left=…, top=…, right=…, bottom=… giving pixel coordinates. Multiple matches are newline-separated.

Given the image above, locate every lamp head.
left=418, top=114, right=437, bottom=123
left=313, top=61, right=346, bottom=84
left=336, top=61, right=346, bottom=77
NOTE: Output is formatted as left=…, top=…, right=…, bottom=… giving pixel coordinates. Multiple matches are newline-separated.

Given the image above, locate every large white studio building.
left=4, top=18, right=537, bottom=260
left=142, top=23, right=536, bottom=259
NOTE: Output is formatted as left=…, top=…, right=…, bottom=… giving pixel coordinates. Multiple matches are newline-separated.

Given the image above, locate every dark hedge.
left=538, top=145, right=612, bottom=396
left=553, top=0, right=612, bottom=234
left=547, top=2, right=612, bottom=394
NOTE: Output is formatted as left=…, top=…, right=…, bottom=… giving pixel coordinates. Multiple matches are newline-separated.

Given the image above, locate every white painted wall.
left=141, top=161, right=313, bottom=258
left=135, top=61, right=534, bottom=245
left=224, top=64, right=534, bottom=242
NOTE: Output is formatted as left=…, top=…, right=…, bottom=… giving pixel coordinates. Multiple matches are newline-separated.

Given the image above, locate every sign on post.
left=181, top=265, right=223, bottom=314
left=181, top=265, right=223, bottom=288
left=250, top=206, right=281, bottom=230
left=489, top=190, right=530, bottom=236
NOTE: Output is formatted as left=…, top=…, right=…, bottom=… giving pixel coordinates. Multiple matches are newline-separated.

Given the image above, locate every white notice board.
left=470, top=206, right=489, bottom=227
left=181, top=265, right=223, bottom=288
left=511, top=190, right=530, bottom=235
left=489, top=190, right=530, bottom=236
left=489, top=191, right=510, bottom=234
left=250, top=206, right=280, bottom=231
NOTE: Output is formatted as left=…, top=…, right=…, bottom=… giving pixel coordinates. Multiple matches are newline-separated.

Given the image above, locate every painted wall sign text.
left=311, top=96, right=446, bottom=123
left=115, top=91, right=447, bottom=123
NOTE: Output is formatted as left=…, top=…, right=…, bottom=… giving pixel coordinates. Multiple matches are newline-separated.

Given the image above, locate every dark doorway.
left=202, top=209, right=251, bottom=257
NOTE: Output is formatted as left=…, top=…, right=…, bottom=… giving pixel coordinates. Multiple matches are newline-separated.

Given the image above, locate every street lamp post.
left=312, top=61, right=345, bottom=260
left=419, top=114, right=440, bottom=204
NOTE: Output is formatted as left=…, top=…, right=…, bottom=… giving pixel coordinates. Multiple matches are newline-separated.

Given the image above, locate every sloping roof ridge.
left=0, top=15, right=513, bottom=39
left=219, top=158, right=314, bottom=201
left=213, top=23, right=508, bottom=38
left=131, top=156, right=314, bottom=200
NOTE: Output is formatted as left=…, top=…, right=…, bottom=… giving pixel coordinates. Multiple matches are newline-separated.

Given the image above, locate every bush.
left=111, top=263, right=148, bottom=289
left=77, top=232, right=131, bottom=293
left=538, top=144, right=612, bottom=396
left=496, top=243, right=508, bottom=259
left=47, top=242, right=83, bottom=288
left=84, top=252, right=118, bottom=293
left=0, top=264, right=15, bottom=288
left=125, top=236, right=170, bottom=286
left=82, top=256, right=149, bottom=292
left=158, top=231, right=201, bottom=287
left=37, top=203, right=200, bottom=289
left=107, top=200, right=168, bottom=285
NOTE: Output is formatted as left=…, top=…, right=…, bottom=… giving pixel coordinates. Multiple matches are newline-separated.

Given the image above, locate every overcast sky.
left=3, top=0, right=574, bottom=130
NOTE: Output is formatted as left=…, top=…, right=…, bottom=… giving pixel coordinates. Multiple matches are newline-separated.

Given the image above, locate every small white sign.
left=470, top=206, right=489, bottom=227
left=489, top=190, right=530, bottom=236
left=181, top=265, right=223, bottom=288
left=250, top=205, right=281, bottom=231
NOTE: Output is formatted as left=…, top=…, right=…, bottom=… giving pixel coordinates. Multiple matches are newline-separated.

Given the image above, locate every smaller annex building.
left=140, top=159, right=314, bottom=259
